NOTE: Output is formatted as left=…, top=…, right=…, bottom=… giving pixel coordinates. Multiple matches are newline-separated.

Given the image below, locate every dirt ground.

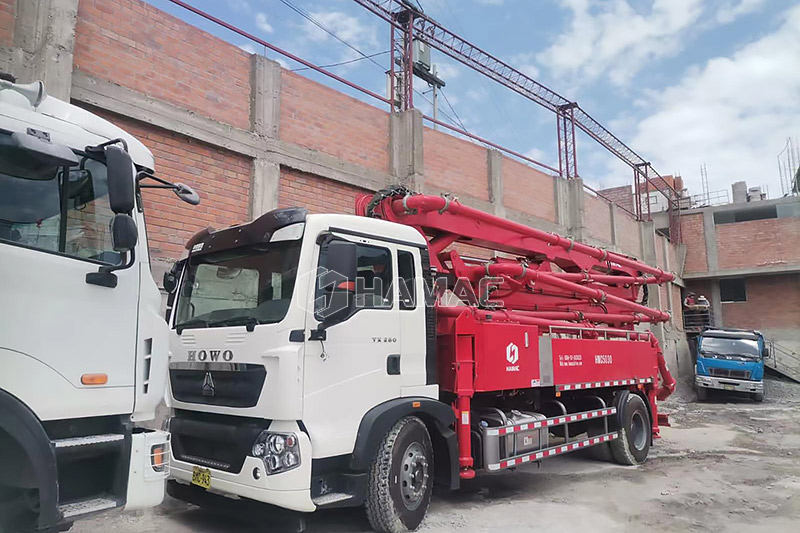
left=74, top=376, right=800, bottom=533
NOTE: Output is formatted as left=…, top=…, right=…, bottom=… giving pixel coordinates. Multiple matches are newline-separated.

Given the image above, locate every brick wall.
left=584, top=193, right=612, bottom=242
left=278, top=168, right=369, bottom=215
left=722, top=274, right=800, bottom=330
left=0, top=0, right=13, bottom=47
left=502, top=157, right=556, bottom=222
left=74, top=0, right=252, bottom=129
left=87, top=107, right=251, bottom=261
left=616, top=211, right=641, bottom=257
left=280, top=71, right=390, bottom=173
left=716, top=217, right=800, bottom=270
left=597, top=184, right=633, bottom=213
left=681, top=213, right=707, bottom=274
left=423, top=127, right=488, bottom=201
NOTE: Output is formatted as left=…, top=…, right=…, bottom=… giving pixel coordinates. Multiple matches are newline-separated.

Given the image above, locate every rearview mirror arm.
left=86, top=248, right=136, bottom=289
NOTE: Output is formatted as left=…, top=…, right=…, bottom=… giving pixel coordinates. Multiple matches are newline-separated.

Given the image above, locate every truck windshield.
left=700, top=337, right=761, bottom=358
left=0, top=145, right=120, bottom=264
left=175, top=241, right=302, bottom=331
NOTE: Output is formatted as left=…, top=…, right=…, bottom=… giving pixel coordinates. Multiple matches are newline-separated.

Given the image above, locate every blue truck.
left=695, top=328, right=768, bottom=402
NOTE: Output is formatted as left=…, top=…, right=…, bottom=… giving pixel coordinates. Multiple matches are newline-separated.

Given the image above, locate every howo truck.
left=695, top=328, right=767, bottom=402
left=0, top=76, right=198, bottom=532
left=164, top=186, right=676, bottom=532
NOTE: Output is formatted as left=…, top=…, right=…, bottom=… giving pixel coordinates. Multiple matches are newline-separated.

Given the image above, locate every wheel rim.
left=630, top=411, right=647, bottom=451
left=400, top=442, right=429, bottom=510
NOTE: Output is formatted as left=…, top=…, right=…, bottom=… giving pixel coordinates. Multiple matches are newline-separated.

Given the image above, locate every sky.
left=147, top=0, right=800, bottom=199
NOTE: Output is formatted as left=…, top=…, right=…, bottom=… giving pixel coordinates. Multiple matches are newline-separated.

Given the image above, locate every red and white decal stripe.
left=556, top=377, right=653, bottom=392
left=487, top=432, right=619, bottom=471
left=485, top=407, right=616, bottom=437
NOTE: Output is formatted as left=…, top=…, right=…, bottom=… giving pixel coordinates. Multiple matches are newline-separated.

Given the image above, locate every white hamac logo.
left=506, top=342, right=519, bottom=365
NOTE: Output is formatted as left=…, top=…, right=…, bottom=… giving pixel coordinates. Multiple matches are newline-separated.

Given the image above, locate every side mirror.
left=163, top=263, right=180, bottom=294
left=105, top=145, right=135, bottom=214
left=763, top=346, right=770, bottom=358
left=174, top=183, right=200, bottom=205
left=110, top=213, right=138, bottom=252
left=325, top=241, right=357, bottom=284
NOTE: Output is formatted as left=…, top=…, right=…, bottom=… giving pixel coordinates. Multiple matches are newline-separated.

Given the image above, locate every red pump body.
left=356, top=187, right=676, bottom=478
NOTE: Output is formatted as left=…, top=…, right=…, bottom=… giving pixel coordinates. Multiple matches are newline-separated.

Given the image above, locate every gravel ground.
left=74, top=379, right=800, bottom=533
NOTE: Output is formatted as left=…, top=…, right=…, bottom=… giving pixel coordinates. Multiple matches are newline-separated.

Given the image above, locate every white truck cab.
left=165, top=208, right=450, bottom=526
left=0, top=77, right=197, bottom=532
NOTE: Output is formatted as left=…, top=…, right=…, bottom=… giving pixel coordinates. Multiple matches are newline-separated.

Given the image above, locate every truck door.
left=0, top=156, right=139, bottom=419
left=303, top=235, right=402, bottom=458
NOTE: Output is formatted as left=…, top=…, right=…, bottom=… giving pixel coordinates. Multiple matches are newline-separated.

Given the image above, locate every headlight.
left=251, top=430, right=301, bottom=475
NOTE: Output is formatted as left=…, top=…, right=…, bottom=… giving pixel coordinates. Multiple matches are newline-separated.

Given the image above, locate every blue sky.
left=147, top=0, right=800, bottom=198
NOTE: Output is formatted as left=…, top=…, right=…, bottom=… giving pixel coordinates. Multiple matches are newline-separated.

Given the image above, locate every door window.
left=397, top=250, right=416, bottom=310
left=0, top=148, right=120, bottom=264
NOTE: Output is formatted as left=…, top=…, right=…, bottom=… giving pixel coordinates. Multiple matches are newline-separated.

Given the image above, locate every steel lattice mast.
left=352, top=0, right=682, bottom=242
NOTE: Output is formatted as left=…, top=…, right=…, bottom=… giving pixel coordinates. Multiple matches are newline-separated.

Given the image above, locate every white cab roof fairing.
left=305, top=213, right=428, bottom=247
left=0, top=91, right=154, bottom=169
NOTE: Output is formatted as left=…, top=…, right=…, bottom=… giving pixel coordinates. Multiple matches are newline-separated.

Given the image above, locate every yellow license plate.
left=191, top=466, right=211, bottom=489
left=723, top=384, right=735, bottom=391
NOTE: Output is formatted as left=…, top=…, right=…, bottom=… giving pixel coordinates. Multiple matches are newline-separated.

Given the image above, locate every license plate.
left=723, top=384, right=735, bottom=391
left=191, top=466, right=211, bottom=489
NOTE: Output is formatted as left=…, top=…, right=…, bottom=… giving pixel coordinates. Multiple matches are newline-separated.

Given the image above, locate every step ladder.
left=765, top=342, right=800, bottom=383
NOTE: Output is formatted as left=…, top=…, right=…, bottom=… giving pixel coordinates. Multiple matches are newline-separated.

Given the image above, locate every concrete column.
left=639, top=220, right=664, bottom=342
left=249, top=55, right=282, bottom=217
left=702, top=210, right=719, bottom=273
left=555, top=178, right=585, bottom=241
left=0, top=0, right=79, bottom=100
left=487, top=149, right=505, bottom=218
left=390, top=109, right=424, bottom=191
left=609, top=204, right=619, bottom=247
left=710, top=280, right=723, bottom=327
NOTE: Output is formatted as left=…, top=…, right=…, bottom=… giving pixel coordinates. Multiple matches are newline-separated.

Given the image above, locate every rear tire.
left=753, top=392, right=764, bottom=403
left=610, top=394, right=650, bottom=466
left=365, top=417, right=434, bottom=533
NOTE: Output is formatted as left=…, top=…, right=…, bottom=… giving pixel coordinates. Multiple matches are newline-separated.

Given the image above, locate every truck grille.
left=170, top=410, right=268, bottom=474
left=169, top=363, right=266, bottom=408
left=709, top=367, right=751, bottom=380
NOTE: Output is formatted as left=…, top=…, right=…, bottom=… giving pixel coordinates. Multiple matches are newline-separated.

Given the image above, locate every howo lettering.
left=0, top=77, right=199, bottom=532
left=164, top=186, right=677, bottom=532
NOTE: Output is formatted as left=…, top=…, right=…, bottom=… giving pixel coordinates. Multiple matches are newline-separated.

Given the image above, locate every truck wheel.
left=696, top=386, right=708, bottom=402
left=365, top=417, right=434, bottom=533
left=753, top=392, right=764, bottom=403
left=610, top=394, right=650, bottom=466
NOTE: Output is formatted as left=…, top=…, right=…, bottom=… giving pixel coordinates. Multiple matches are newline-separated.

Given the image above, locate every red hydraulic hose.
left=652, top=336, right=676, bottom=400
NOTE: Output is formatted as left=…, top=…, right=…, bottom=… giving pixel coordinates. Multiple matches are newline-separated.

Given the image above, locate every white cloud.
left=434, top=62, right=460, bottom=80
left=238, top=43, right=256, bottom=54
left=302, top=11, right=378, bottom=51
left=715, top=0, right=767, bottom=24
left=256, top=12, right=274, bottom=33
left=625, top=5, right=800, bottom=197
left=537, top=0, right=704, bottom=86
left=525, top=147, right=548, bottom=163
left=477, top=0, right=505, bottom=5
left=227, top=0, right=250, bottom=13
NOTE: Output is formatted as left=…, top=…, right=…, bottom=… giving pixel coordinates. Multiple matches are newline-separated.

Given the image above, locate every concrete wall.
left=0, top=0, right=690, bottom=368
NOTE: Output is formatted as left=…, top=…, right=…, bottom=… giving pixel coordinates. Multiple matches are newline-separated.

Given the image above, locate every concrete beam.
left=487, top=149, right=505, bottom=217
left=702, top=210, right=719, bottom=272
left=2, top=0, right=78, bottom=100
left=250, top=55, right=281, bottom=138
left=72, top=72, right=263, bottom=157
left=683, top=263, right=800, bottom=280
left=72, top=72, right=393, bottom=193
left=390, top=109, right=424, bottom=190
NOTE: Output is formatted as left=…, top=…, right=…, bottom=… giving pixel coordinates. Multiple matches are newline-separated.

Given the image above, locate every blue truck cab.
left=695, top=328, right=768, bottom=402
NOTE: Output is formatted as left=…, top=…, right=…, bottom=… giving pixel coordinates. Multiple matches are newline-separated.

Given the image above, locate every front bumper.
left=169, top=421, right=315, bottom=513
left=124, top=429, right=170, bottom=511
left=695, top=375, right=763, bottom=393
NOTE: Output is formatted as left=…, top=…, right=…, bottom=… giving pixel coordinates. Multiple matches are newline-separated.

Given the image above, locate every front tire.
left=610, top=394, right=651, bottom=466
left=365, top=417, right=434, bottom=533
left=753, top=392, right=764, bottom=403
left=696, top=386, right=708, bottom=402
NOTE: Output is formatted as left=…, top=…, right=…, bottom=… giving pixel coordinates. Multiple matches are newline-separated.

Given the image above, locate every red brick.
left=502, top=157, right=556, bottom=222
left=424, top=127, right=488, bottom=201
left=680, top=213, right=708, bottom=274
left=716, top=217, right=800, bottom=270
